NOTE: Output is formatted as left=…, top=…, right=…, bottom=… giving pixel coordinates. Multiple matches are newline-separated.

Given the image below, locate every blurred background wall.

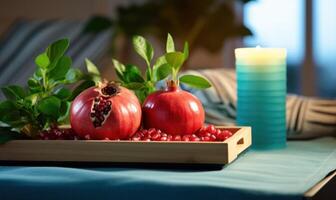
left=0, top=0, right=335, bottom=98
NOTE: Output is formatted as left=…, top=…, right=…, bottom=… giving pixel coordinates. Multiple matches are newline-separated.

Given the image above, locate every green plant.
left=113, top=33, right=211, bottom=102
left=84, top=0, right=252, bottom=59
left=0, top=39, right=101, bottom=143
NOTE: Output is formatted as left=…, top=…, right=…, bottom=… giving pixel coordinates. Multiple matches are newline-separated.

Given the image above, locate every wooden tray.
left=0, top=126, right=251, bottom=165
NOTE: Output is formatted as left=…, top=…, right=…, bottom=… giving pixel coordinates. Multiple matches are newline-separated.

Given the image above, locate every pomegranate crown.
left=97, top=80, right=120, bottom=97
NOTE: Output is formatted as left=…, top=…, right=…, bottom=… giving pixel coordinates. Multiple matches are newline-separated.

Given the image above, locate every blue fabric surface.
left=0, top=137, right=335, bottom=200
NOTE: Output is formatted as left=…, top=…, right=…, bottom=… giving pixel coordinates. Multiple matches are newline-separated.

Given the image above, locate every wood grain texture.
left=0, top=126, right=251, bottom=164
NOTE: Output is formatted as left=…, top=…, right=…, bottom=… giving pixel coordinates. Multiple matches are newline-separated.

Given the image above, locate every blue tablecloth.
left=0, top=137, right=335, bottom=200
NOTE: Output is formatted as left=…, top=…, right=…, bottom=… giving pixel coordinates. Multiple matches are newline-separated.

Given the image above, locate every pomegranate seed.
left=151, top=132, right=161, bottom=141
left=201, top=136, right=211, bottom=141
left=143, top=132, right=150, bottom=138
left=98, top=104, right=105, bottom=110
left=148, top=128, right=156, bottom=135
left=132, top=136, right=141, bottom=141
left=215, top=129, right=221, bottom=136
left=182, top=135, right=191, bottom=141
left=167, top=135, right=173, bottom=141
left=222, top=130, right=233, bottom=137
left=190, top=135, right=200, bottom=142
left=199, top=126, right=206, bottom=132
left=210, top=134, right=217, bottom=141
left=133, top=132, right=142, bottom=138
left=173, top=135, right=182, bottom=141
left=103, top=109, right=109, bottom=115
left=202, top=132, right=212, bottom=138
left=206, top=125, right=216, bottom=133
left=161, top=133, right=168, bottom=138
left=216, top=132, right=227, bottom=141
left=160, top=136, right=168, bottom=141
left=142, top=135, right=151, bottom=140
left=197, top=130, right=207, bottom=137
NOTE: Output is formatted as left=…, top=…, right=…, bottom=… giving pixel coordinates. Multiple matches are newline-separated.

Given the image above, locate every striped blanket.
left=0, top=19, right=335, bottom=139
left=0, top=19, right=112, bottom=89
left=183, top=69, right=336, bottom=139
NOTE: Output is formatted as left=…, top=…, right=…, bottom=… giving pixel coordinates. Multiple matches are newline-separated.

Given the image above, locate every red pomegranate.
left=70, top=82, right=142, bottom=140
left=142, top=80, right=205, bottom=135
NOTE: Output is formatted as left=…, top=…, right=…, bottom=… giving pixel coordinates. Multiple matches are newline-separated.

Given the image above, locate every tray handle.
left=231, top=127, right=251, bottom=155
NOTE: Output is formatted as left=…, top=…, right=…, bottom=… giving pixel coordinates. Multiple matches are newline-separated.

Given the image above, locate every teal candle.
left=235, top=47, right=287, bottom=150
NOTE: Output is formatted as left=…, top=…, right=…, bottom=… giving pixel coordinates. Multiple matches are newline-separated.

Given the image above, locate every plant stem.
left=42, top=70, right=48, bottom=92
left=148, top=66, right=153, bottom=82
left=173, top=68, right=179, bottom=82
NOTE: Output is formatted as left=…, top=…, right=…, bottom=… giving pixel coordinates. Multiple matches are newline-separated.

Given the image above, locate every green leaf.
left=132, top=35, right=154, bottom=66
left=112, top=59, right=126, bottom=82
left=134, top=89, right=147, bottom=104
left=37, top=96, right=61, bottom=118
left=125, top=64, right=144, bottom=83
left=84, top=58, right=101, bottom=84
left=33, top=67, right=43, bottom=81
left=153, top=55, right=167, bottom=70
left=179, top=74, right=212, bottom=89
left=35, top=53, right=50, bottom=69
left=27, top=79, right=42, bottom=93
left=85, top=58, right=100, bottom=76
left=1, top=85, right=26, bottom=100
left=92, top=75, right=101, bottom=85
left=153, top=56, right=168, bottom=81
left=155, top=64, right=171, bottom=81
left=54, top=88, right=71, bottom=100
left=46, top=38, right=70, bottom=64
left=28, top=78, right=39, bottom=88
left=0, top=101, right=17, bottom=116
left=65, top=68, right=83, bottom=83
left=183, top=42, right=189, bottom=60
left=123, top=82, right=145, bottom=90
left=49, top=56, right=72, bottom=81
left=24, top=94, right=39, bottom=105
left=57, top=101, right=71, bottom=123
left=0, top=102, right=25, bottom=128
left=69, top=80, right=95, bottom=101
left=166, top=33, right=175, bottom=53
left=165, top=52, right=185, bottom=70
left=0, top=111, right=24, bottom=128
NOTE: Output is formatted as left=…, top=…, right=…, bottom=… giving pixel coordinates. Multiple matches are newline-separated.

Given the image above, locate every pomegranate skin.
left=70, top=85, right=142, bottom=140
left=142, top=84, right=205, bottom=136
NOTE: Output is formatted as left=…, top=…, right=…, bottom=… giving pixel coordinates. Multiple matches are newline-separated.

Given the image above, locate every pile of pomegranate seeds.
left=90, top=96, right=112, bottom=128
left=38, top=124, right=233, bottom=142
left=39, top=128, right=78, bottom=140
left=130, top=125, right=233, bottom=142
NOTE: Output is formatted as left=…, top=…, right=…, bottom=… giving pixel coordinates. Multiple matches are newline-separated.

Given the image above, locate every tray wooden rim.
left=0, top=126, right=251, bottom=165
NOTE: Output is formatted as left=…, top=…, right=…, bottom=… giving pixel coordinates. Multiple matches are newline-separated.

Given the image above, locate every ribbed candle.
left=235, top=47, right=287, bottom=150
